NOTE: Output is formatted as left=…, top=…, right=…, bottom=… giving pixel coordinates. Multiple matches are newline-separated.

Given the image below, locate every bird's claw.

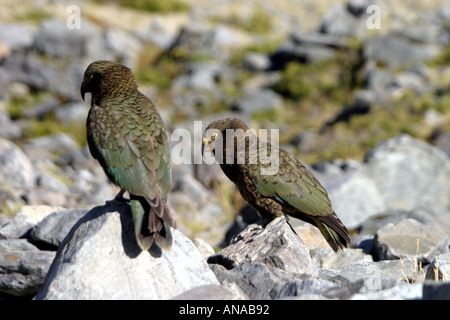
left=106, top=189, right=129, bottom=205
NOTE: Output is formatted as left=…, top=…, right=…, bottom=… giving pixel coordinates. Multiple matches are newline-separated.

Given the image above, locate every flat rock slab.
left=36, top=204, right=219, bottom=300
left=373, top=218, right=449, bottom=263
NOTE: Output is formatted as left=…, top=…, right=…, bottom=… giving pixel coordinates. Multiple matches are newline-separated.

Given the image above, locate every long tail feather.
left=314, top=212, right=350, bottom=252
left=130, top=195, right=178, bottom=251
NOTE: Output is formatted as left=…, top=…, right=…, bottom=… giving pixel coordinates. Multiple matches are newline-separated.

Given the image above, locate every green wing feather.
left=247, top=145, right=332, bottom=217
left=87, top=93, right=172, bottom=200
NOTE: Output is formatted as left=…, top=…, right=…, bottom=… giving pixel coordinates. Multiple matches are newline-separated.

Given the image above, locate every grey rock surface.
left=36, top=204, right=219, bottom=300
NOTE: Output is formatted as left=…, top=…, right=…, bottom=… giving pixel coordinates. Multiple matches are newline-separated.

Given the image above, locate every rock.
left=169, top=24, right=248, bottom=61
left=172, top=61, right=224, bottom=91
left=363, top=35, right=441, bottom=70
left=0, top=53, right=59, bottom=92
left=373, top=218, right=449, bottom=263
left=364, top=134, right=450, bottom=211
left=22, top=132, right=80, bottom=159
left=0, top=108, right=21, bottom=140
left=220, top=204, right=261, bottom=248
left=0, top=205, right=64, bottom=240
left=426, top=253, right=450, bottom=282
left=242, top=52, right=271, bottom=72
left=319, top=258, right=423, bottom=295
left=272, top=277, right=344, bottom=300
left=324, top=170, right=386, bottom=229
left=54, top=102, right=89, bottom=125
left=0, top=24, right=36, bottom=52
left=0, top=239, right=55, bottom=297
left=350, top=281, right=423, bottom=300
left=232, top=89, right=283, bottom=115
left=192, top=238, right=215, bottom=259
left=34, top=19, right=105, bottom=60
left=171, top=283, right=248, bottom=300
left=0, top=138, right=35, bottom=190
left=319, top=3, right=371, bottom=38
left=423, top=282, right=450, bottom=300
left=293, top=222, right=330, bottom=251
left=271, top=40, right=337, bottom=68
left=104, top=28, right=142, bottom=68
left=208, top=217, right=318, bottom=278
left=311, top=247, right=373, bottom=270
left=209, top=263, right=297, bottom=300
left=35, top=204, right=219, bottom=300
left=30, top=208, right=89, bottom=250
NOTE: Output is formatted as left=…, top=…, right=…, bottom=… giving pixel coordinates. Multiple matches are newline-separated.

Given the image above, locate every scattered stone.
left=373, top=218, right=449, bottom=263
left=0, top=138, right=35, bottom=190
left=210, top=263, right=297, bottom=300
left=0, top=239, right=55, bottom=297
left=426, top=253, right=450, bottom=282
left=242, top=52, right=271, bottom=72
left=30, top=208, right=89, bottom=250
left=0, top=24, right=36, bottom=52
left=171, top=283, right=249, bottom=300
left=232, top=89, right=283, bottom=115
left=0, top=205, right=64, bottom=240
left=423, top=282, right=450, bottom=300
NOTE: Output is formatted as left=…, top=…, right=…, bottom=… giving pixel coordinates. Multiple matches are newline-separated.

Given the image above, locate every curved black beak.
left=80, top=80, right=87, bottom=101
left=201, top=140, right=207, bottom=156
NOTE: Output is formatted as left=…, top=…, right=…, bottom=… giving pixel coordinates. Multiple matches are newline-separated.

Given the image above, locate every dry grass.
left=399, top=238, right=424, bottom=284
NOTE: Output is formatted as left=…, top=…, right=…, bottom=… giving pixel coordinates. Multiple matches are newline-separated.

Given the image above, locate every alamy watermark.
left=66, top=5, right=81, bottom=30
left=366, top=5, right=381, bottom=30
left=65, top=4, right=382, bottom=31
left=171, top=121, right=280, bottom=175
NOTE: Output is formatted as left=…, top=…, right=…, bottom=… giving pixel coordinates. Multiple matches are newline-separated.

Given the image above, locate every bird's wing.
left=88, top=95, right=172, bottom=200
left=247, top=146, right=332, bottom=216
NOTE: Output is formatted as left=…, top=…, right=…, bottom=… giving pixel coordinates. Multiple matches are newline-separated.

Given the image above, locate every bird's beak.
left=201, top=138, right=210, bottom=155
left=80, top=80, right=87, bottom=101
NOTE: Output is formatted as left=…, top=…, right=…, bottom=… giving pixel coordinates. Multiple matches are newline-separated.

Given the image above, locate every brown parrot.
left=81, top=60, right=178, bottom=251
left=202, top=118, right=350, bottom=252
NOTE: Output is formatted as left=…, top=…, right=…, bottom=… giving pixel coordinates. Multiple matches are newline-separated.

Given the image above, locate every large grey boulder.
left=364, top=134, right=450, bottom=211
left=208, top=217, right=318, bottom=278
left=36, top=204, right=219, bottom=300
left=325, top=170, right=387, bottom=229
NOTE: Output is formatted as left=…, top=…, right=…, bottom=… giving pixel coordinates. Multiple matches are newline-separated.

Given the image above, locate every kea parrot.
left=202, top=118, right=350, bottom=252
left=81, top=60, right=178, bottom=251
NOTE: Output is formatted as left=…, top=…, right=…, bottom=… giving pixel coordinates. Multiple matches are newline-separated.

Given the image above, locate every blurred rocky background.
left=0, top=0, right=449, bottom=300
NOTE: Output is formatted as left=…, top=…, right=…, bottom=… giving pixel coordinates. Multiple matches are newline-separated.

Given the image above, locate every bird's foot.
left=106, top=189, right=129, bottom=205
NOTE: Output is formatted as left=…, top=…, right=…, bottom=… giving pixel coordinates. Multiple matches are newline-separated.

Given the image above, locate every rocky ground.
left=0, top=0, right=450, bottom=300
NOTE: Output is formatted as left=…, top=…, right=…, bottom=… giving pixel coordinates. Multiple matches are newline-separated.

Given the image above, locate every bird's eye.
left=211, top=132, right=218, bottom=141
left=89, top=74, right=94, bottom=80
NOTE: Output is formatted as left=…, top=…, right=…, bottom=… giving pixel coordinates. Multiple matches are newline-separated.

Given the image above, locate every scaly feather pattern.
left=81, top=60, right=177, bottom=251
left=202, top=118, right=350, bottom=252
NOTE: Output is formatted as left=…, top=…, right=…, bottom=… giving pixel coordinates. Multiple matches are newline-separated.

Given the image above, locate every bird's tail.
left=313, top=212, right=350, bottom=252
left=130, top=195, right=178, bottom=251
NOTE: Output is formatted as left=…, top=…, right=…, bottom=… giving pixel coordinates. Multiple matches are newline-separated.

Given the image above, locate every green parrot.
left=81, top=60, right=178, bottom=251
left=202, top=118, right=350, bottom=252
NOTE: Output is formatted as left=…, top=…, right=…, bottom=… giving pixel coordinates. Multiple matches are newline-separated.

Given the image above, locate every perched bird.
left=202, top=118, right=350, bottom=252
left=81, top=60, right=178, bottom=251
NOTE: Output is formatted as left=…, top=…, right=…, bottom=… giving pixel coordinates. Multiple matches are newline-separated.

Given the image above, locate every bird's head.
left=201, top=118, right=249, bottom=156
left=80, top=60, right=137, bottom=102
